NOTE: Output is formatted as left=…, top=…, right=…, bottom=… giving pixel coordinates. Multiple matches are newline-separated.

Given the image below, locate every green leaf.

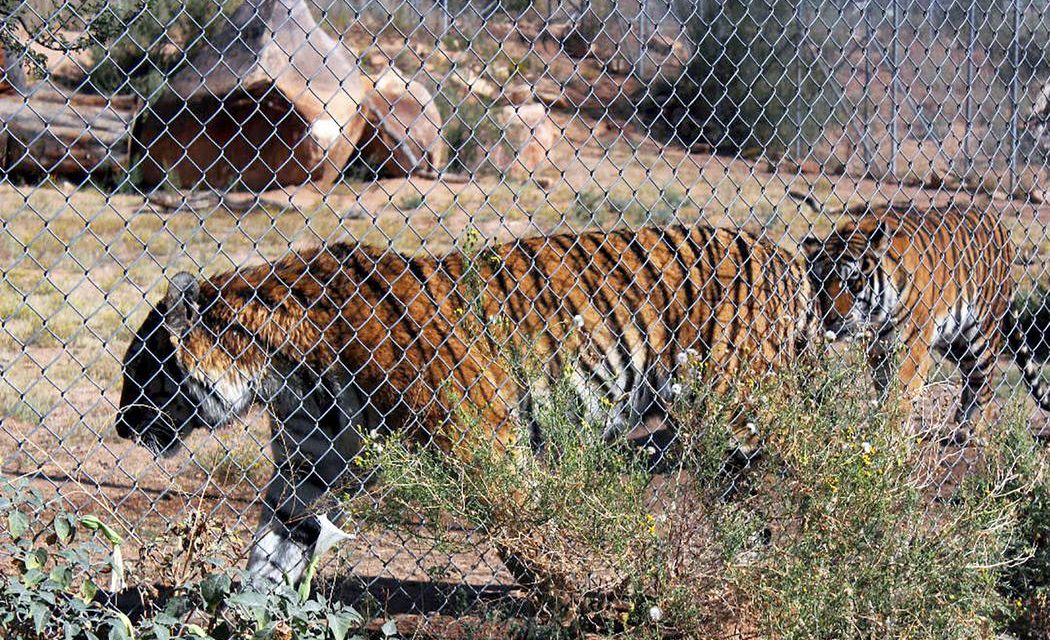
left=54, top=514, right=74, bottom=544
left=22, top=568, right=46, bottom=587
left=381, top=619, right=398, bottom=637
left=80, top=578, right=99, bottom=603
left=228, top=591, right=268, bottom=611
left=8, top=510, right=29, bottom=539
left=253, top=621, right=277, bottom=640
left=184, top=623, right=209, bottom=638
left=25, top=547, right=47, bottom=570
left=49, top=565, right=72, bottom=590
left=327, top=611, right=359, bottom=640
left=150, top=624, right=170, bottom=640
left=229, top=590, right=270, bottom=626
left=108, top=613, right=134, bottom=640
left=200, top=573, right=231, bottom=610
left=30, top=601, right=49, bottom=633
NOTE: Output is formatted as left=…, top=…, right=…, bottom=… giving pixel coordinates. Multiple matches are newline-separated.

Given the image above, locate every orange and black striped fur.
left=801, top=200, right=1048, bottom=435
left=115, top=225, right=819, bottom=587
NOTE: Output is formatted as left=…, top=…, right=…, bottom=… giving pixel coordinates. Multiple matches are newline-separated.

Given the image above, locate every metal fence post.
left=861, top=0, right=873, bottom=174
left=793, top=0, right=805, bottom=161
left=965, top=0, right=976, bottom=178
left=889, top=0, right=900, bottom=181
left=1009, top=0, right=1021, bottom=196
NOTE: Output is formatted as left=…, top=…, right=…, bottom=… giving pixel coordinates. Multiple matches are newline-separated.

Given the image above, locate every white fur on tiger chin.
left=186, top=366, right=258, bottom=428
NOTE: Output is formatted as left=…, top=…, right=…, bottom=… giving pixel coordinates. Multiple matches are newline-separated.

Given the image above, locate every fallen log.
left=134, top=0, right=369, bottom=192
left=0, top=90, right=136, bottom=181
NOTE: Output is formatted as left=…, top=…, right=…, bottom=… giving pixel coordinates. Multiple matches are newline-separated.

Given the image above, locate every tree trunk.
left=134, top=0, right=369, bottom=192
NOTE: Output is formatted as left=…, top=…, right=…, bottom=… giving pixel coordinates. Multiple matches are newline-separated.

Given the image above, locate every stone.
left=359, top=66, right=445, bottom=176
left=491, top=102, right=556, bottom=178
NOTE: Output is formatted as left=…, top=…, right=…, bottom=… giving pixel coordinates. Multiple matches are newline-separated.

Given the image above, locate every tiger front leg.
left=246, top=388, right=367, bottom=590
left=886, top=325, right=934, bottom=423
left=246, top=461, right=354, bottom=589
left=948, top=333, right=999, bottom=445
left=866, top=335, right=896, bottom=404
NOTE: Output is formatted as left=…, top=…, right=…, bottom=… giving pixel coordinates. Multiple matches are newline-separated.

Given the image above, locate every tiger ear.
left=867, top=222, right=891, bottom=257
left=163, top=272, right=200, bottom=336
left=801, top=236, right=823, bottom=259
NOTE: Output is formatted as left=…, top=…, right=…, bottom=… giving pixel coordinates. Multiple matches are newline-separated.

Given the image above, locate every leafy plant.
left=350, top=338, right=1045, bottom=638
left=0, top=479, right=366, bottom=640
left=396, top=194, right=425, bottom=211
left=567, top=189, right=606, bottom=227
left=437, top=87, right=500, bottom=175
left=0, top=0, right=123, bottom=81
left=83, top=0, right=229, bottom=97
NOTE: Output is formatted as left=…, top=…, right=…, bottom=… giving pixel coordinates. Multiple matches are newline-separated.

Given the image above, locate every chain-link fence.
left=1, top=0, right=1050, bottom=636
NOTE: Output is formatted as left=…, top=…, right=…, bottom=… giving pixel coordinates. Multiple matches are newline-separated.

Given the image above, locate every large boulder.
left=490, top=102, right=556, bottom=179
left=358, top=67, right=445, bottom=177
left=133, top=0, right=368, bottom=192
left=1032, top=81, right=1050, bottom=153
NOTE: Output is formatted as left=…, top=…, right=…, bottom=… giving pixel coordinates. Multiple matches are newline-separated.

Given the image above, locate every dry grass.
left=1, top=125, right=1047, bottom=452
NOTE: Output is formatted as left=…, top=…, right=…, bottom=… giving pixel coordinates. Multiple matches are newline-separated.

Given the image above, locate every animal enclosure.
left=1, top=0, right=1050, bottom=637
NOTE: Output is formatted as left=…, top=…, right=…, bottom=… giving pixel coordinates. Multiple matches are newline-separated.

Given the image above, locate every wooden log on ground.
left=0, top=89, right=136, bottom=181
left=134, top=0, right=369, bottom=192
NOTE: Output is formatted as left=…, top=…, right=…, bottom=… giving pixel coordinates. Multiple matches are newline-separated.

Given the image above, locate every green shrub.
left=567, top=189, right=607, bottom=227
left=0, top=0, right=122, bottom=79
left=83, top=0, right=227, bottom=97
left=354, top=359, right=655, bottom=630
left=396, top=194, right=425, bottom=211
left=687, top=359, right=1019, bottom=640
left=993, top=414, right=1050, bottom=639
left=436, top=86, right=501, bottom=175
left=352, top=337, right=1043, bottom=638
left=0, top=479, right=365, bottom=640
left=638, top=0, right=841, bottom=155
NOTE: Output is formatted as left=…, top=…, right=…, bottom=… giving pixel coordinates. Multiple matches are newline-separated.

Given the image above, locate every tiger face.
left=114, top=273, right=255, bottom=456
left=801, top=221, right=893, bottom=339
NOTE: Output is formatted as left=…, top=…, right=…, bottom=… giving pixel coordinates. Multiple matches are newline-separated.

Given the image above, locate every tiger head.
left=801, top=219, right=893, bottom=339
left=114, top=273, right=258, bottom=457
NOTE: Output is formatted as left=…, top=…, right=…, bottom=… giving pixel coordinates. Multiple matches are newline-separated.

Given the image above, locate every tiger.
left=798, top=197, right=1050, bottom=438
left=113, top=224, right=820, bottom=588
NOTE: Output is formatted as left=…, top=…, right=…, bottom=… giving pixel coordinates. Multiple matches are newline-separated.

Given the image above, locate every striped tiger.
left=799, top=197, right=1049, bottom=437
left=113, top=224, right=819, bottom=587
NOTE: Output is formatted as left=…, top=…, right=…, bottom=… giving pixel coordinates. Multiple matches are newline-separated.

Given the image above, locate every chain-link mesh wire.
left=1, top=0, right=1049, bottom=633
